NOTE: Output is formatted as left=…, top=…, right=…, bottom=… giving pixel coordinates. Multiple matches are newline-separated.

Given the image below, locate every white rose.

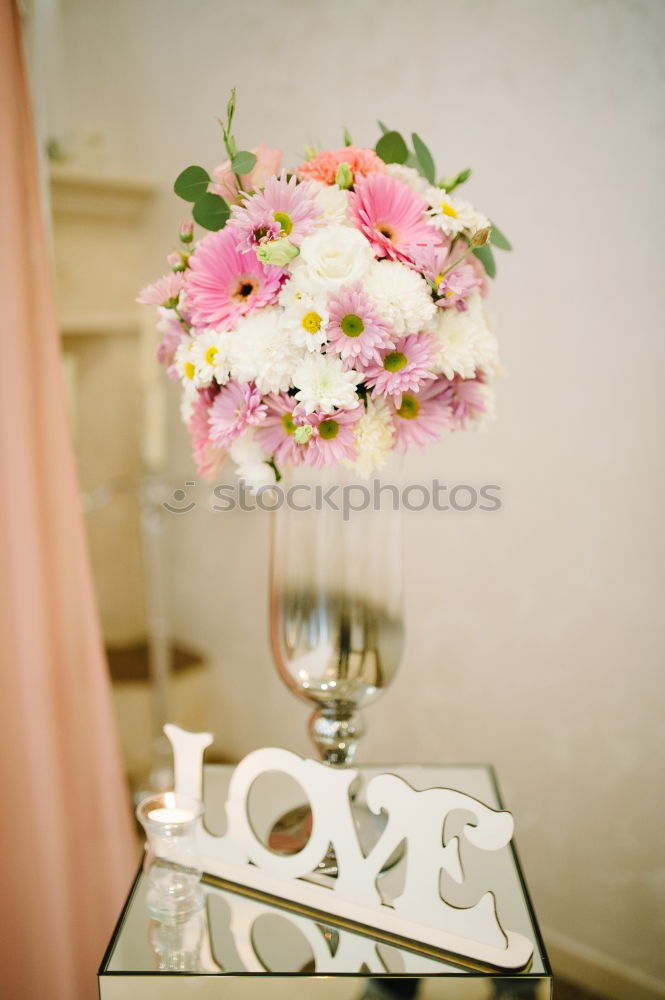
left=298, top=225, right=374, bottom=291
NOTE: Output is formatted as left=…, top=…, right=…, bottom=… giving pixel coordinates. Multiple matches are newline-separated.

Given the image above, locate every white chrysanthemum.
left=363, top=260, right=436, bottom=335
left=279, top=278, right=330, bottom=351
left=385, top=163, right=431, bottom=198
left=298, top=224, right=374, bottom=292
left=471, top=379, right=497, bottom=430
left=308, top=180, right=352, bottom=225
left=429, top=294, right=500, bottom=379
left=229, top=433, right=277, bottom=491
left=347, top=399, right=395, bottom=477
left=179, top=382, right=198, bottom=425
left=174, top=337, right=207, bottom=389
left=229, top=306, right=305, bottom=394
left=292, top=352, right=361, bottom=414
left=190, top=328, right=232, bottom=386
left=427, top=189, right=490, bottom=238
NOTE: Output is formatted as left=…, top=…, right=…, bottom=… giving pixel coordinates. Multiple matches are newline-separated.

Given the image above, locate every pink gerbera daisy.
left=363, top=333, right=436, bottom=406
left=254, top=392, right=308, bottom=468
left=299, top=408, right=362, bottom=469
left=438, top=373, right=488, bottom=429
left=389, top=378, right=454, bottom=452
left=412, top=241, right=483, bottom=311
left=208, top=381, right=267, bottom=450
left=188, top=385, right=227, bottom=479
left=350, top=173, right=440, bottom=264
left=227, top=174, right=321, bottom=252
left=325, top=283, right=395, bottom=369
left=298, top=146, right=387, bottom=186
left=136, top=271, right=185, bottom=307
left=185, top=227, right=283, bottom=330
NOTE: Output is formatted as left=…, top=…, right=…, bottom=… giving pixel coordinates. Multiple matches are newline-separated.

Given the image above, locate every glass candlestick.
left=136, top=792, right=204, bottom=918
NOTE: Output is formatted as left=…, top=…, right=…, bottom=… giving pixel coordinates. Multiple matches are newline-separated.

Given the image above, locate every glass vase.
left=268, top=461, right=404, bottom=860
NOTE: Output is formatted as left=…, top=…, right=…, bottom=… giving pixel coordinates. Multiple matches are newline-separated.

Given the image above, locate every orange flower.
left=298, top=146, right=386, bottom=186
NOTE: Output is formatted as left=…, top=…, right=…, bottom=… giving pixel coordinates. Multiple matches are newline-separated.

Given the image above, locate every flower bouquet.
left=138, top=92, right=511, bottom=489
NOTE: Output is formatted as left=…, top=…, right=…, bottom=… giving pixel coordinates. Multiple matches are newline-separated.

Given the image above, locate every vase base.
left=267, top=802, right=403, bottom=876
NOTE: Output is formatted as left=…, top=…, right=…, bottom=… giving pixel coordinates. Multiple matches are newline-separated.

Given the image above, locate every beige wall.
left=44, top=0, right=665, bottom=994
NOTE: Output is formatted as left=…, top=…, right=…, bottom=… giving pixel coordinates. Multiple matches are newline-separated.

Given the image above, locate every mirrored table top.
left=99, top=764, right=552, bottom=1000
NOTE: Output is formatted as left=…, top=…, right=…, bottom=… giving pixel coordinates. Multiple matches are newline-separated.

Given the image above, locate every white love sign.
left=164, top=725, right=533, bottom=971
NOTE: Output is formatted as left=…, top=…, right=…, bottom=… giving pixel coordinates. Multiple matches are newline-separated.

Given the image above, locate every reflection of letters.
left=165, top=726, right=534, bottom=971
left=205, top=890, right=459, bottom=975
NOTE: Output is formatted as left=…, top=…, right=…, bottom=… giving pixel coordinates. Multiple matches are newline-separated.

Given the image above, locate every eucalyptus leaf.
left=192, top=193, right=230, bottom=231
left=489, top=222, right=512, bottom=251
left=174, top=165, right=211, bottom=203
left=472, top=244, right=496, bottom=279
left=375, top=130, right=408, bottom=164
left=412, top=133, right=436, bottom=184
left=231, top=151, right=257, bottom=175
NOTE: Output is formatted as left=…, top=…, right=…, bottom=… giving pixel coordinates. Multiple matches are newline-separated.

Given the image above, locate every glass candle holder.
left=136, top=792, right=204, bottom=918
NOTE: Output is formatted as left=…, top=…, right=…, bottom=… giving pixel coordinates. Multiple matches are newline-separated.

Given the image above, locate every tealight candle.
left=147, top=806, right=195, bottom=825
left=136, top=791, right=205, bottom=918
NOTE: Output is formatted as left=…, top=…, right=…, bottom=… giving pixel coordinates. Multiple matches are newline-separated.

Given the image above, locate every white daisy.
left=190, top=328, right=232, bottom=386
left=427, top=189, right=490, bottom=239
left=229, top=433, right=277, bottom=492
left=174, top=337, right=206, bottom=390
left=292, top=352, right=361, bottom=414
left=279, top=279, right=330, bottom=351
left=429, top=293, right=500, bottom=380
left=363, top=259, right=436, bottom=336
left=229, top=306, right=306, bottom=394
left=385, top=163, right=431, bottom=198
left=347, top=399, right=395, bottom=477
left=308, top=180, right=352, bottom=225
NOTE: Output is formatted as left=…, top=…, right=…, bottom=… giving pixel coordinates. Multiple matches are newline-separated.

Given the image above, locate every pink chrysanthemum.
left=228, top=174, right=321, bottom=252
left=185, top=227, right=283, bottom=330
left=299, top=408, right=362, bottom=469
left=437, top=373, right=488, bottom=429
left=363, top=333, right=436, bottom=406
left=411, top=241, right=482, bottom=311
left=155, top=308, right=186, bottom=376
left=298, top=146, right=387, bottom=186
left=325, top=283, right=394, bottom=369
left=188, top=385, right=227, bottom=479
left=254, top=393, right=307, bottom=468
left=136, top=271, right=185, bottom=307
left=350, top=173, right=440, bottom=264
left=208, top=381, right=267, bottom=450
left=389, top=378, right=453, bottom=452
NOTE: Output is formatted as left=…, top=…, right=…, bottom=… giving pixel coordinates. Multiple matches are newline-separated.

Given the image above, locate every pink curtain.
left=0, top=3, right=138, bottom=997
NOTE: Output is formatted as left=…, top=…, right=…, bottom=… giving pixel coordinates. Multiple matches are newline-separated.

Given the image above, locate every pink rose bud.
left=179, top=221, right=194, bottom=244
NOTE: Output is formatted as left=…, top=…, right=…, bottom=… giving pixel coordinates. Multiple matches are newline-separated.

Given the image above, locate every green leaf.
left=231, top=150, right=257, bottom=175
left=472, top=244, right=496, bottom=279
left=192, top=193, right=230, bottom=231
left=440, top=167, right=472, bottom=193
left=174, top=165, right=211, bottom=203
left=405, top=151, right=419, bottom=170
left=377, top=120, right=391, bottom=135
left=489, top=222, right=512, bottom=251
left=412, top=133, right=436, bottom=184
left=343, top=126, right=353, bottom=147
left=375, top=130, right=408, bottom=165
